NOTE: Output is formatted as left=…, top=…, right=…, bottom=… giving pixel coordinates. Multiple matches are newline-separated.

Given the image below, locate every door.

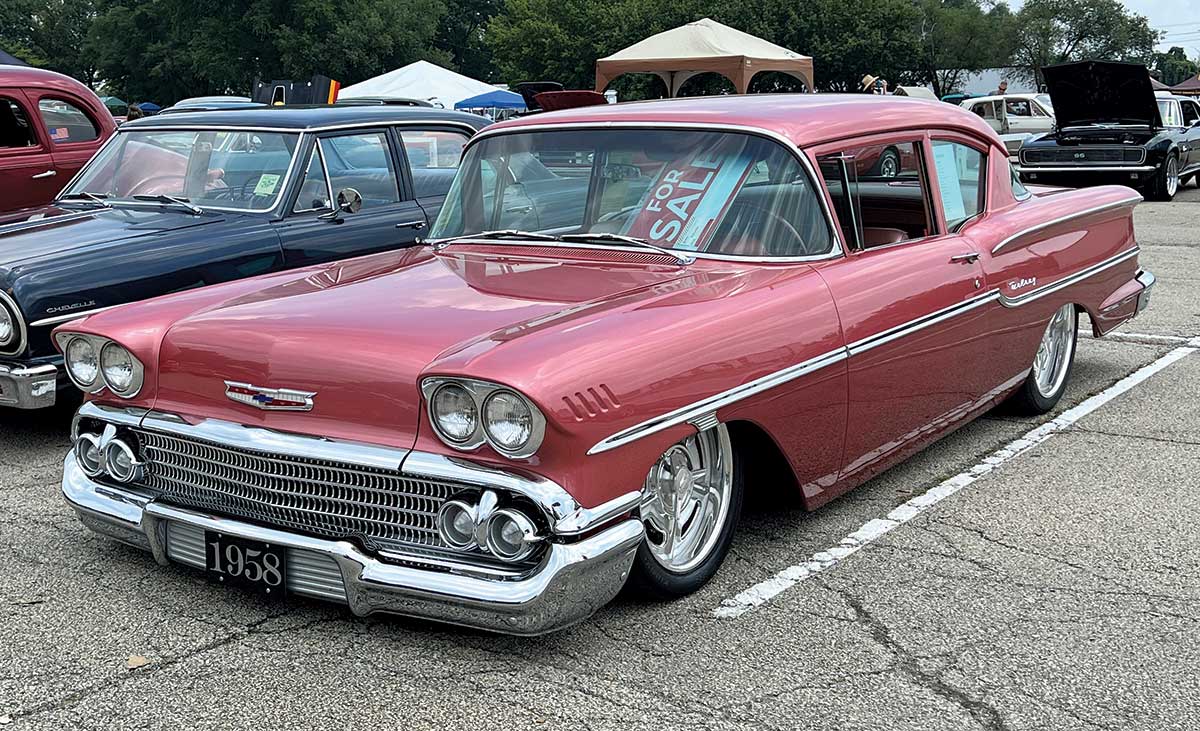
left=273, top=129, right=428, bottom=268
left=0, top=90, right=60, bottom=210
left=31, top=93, right=104, bottom=186
left=1180, top=100, right=1200, bottom=174
left=813, top=134, right=992, bottom=483
left=1004, top=97, right=1047, bottom=134
left=969, top=99, right=1006, bottom=134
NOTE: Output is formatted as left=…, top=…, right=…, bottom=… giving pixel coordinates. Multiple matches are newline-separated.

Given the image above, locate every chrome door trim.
left=587, top=347, right=848, bottom=455
left=999, top=247, right=1140, bottom=308
left=466, top=120, right=845, bottom=262
left=846, top=290, right=999, bottom=356
left=990, top=193, right=1143, bottom=255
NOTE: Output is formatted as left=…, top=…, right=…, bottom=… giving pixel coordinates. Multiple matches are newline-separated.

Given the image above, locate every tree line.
left=0, top=0, right=1191, bottom=104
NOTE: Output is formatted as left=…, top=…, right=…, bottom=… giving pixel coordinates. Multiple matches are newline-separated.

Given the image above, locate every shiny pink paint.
left=58, top=95, right=1149, bottom=513
left=0, top=66, right=116, bottom=212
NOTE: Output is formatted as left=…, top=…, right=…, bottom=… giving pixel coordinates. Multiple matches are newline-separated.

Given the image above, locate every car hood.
left=0, top=204, right=228, bottom=267
left=149, top=246, right=705, bottom=451
left=1043, top=61, right=1161, bottom=130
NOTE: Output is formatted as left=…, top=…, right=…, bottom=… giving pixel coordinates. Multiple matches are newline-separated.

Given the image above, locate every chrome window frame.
left=290, top=139, right=335, bottom=214
left=458, top=121, right=845, bottom=263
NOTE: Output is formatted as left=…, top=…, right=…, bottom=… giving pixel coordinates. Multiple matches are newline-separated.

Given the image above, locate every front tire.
left=1146, top=155, right=1179, bottom=201
left=875, top=148, right=901, bottom=178
left=1006, top=303, right=1078, bottom=415
left=628, top=424, right=743, bottom=599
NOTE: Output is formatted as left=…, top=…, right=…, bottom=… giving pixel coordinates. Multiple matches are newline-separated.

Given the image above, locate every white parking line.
left=714, top=337, right=1200, bottom=619
left=1084, top=330, right=1191, bottom=346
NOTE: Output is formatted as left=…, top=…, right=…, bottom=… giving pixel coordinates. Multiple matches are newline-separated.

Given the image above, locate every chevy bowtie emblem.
left=224, top=381, right=316, bottom=411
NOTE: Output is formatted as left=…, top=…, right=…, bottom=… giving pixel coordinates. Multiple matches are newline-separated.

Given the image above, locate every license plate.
left=204, top=531, right=286, bottom=598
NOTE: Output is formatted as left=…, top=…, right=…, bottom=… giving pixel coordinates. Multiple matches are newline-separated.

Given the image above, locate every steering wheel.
left=711, top=201, right=806, bottom=256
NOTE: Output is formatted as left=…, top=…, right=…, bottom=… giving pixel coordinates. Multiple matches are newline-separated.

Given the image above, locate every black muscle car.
left=0, top=105, right=488, bottom=410
left=1016, top=61, right=1200, bottom=201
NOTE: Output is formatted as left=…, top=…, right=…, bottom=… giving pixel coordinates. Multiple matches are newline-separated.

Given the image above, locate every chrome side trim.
left=29, top=305, right=119, bottom=328
left=587, top=347, right=848, bottom=455
left=999, top=247, right=1140, bottom=308
left=123, top=121, right=483, bottom=136
left=990, top=194, right=1143, bottom=255
left=847, top=290, right=999, bottom=356
left=466, top=120, right=845, bottom=263
left=0, top=290, right=27, bottom=357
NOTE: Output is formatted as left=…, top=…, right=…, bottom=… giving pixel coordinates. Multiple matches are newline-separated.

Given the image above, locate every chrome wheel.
left=641, top=425, right=733, bottom=574
left=1166, top=157, right=1179, bottom=198
left=1032, top=304, right=1077, bottom=398
left=879, top=150, right=900, bottom=178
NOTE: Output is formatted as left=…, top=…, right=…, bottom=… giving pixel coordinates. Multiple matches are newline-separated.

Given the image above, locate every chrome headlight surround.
left=420, top=377, right=546, bottom=459
left=55, top=332, right=145, bottom=398
left=0, top=291, right=26, bottom=356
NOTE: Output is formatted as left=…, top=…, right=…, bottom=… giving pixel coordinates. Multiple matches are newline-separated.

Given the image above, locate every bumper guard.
left=0, top=362, right=57, bottom=409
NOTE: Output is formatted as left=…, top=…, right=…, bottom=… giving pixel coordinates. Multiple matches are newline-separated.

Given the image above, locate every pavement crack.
left=1070, top=425, right=1200, bottom=447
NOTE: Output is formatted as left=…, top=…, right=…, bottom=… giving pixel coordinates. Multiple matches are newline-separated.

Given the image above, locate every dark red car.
left=0, top=65, right=116, bottom=212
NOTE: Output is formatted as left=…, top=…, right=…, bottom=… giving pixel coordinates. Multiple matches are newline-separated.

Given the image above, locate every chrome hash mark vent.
left=562, top=384, right=622, bottom=421
left=135, top=429, right=453, bottom=554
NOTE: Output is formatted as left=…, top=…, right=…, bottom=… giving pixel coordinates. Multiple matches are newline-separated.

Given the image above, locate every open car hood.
left=1043, top=61, right=1161, bottom=130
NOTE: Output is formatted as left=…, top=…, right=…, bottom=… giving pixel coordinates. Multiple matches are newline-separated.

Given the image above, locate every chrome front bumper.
left=63, top=451, right=644, bottom=636
left=0, top=362, right=57, bottom=409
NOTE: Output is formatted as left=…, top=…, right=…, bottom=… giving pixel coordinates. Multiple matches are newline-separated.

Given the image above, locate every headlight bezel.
left=421, top=377, right=546, bottom=459
left=55, top=332, right=145, bottom=399
left=0, top=291, right=26, bottom=356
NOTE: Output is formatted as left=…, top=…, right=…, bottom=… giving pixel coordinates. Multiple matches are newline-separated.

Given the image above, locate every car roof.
left=0, top=63, right=95, bottom=93
left=121, top=104, right=490, bottom=131
left=486, top=93, right=1003, bottom=151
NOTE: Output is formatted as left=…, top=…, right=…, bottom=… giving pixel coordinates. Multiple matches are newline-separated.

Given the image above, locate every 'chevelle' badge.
left=224, top=381, right=316, bottom=411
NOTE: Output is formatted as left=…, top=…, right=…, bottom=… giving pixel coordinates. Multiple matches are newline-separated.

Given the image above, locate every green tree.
left=84, top=0, right=447, bottom=104
left=1012, top=0, right=1160, bottom=90
left=1151, top=46, right=1198, bottom=87
left=0, top=0, right=101, bottom=86
left=435, top=0, right=505, bottom=81
left=912, top=0, right=1017, bottom=97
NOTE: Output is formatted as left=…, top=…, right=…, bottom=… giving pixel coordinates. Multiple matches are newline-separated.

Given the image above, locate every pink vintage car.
left=56, top=95, right=1153, bottom=635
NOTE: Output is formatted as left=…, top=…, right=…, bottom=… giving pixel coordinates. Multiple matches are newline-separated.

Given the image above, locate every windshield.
left=1035, top=94, right=1053, bottom=112
left=430, top=129, right=833, bottom=258
left=1157, top=99, right=1182, bottom=127
left=65, top=129, right=300, bottom=211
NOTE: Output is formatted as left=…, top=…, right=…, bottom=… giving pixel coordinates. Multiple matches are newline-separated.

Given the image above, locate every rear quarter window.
left=38, top=98, right=99, bottom=144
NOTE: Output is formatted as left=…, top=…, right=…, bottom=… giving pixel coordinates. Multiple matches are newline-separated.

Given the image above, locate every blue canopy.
left=137, top=102, right=162, bottom=112
left=454, top=89, right=525, bottom=110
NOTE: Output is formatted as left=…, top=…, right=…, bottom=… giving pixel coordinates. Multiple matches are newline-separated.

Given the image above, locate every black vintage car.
left=0, top=105, right=488, bottom=410
left=1016, top=61, right=1200, bottom=201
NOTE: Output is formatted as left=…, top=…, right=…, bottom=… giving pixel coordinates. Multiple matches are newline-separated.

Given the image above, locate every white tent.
left=595, top=18, right=814, bottom=96
left=340, top=60, right=498, bottom=109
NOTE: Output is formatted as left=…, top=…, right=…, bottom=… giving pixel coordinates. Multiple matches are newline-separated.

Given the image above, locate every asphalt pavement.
left=1, top=184, right=1197, bottom=730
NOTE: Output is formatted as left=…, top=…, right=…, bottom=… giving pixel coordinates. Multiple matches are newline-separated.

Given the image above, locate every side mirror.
left=336, top=187, right=362, bottom=214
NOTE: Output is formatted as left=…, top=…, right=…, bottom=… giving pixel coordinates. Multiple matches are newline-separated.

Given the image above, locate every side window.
left=293, top=145, right=331, bottom=213
left=399, top=129, right=470, bottom=199
left=0, top=97, right=39, bottom=148
left=1182, top=101, right=1199, bottom=127
left=818, top=140, right=931, bottom=249
left=971, top=102, right=993, bottom=120
left=931, top=140, right=985, bottom=231
left=1030, top=102, right=1048, bottom=118
left=38, top=98, right=99, bottom=143
left=1006, top=99, right=1031, bottom=117
left=321, top=131, right=400, bottom=208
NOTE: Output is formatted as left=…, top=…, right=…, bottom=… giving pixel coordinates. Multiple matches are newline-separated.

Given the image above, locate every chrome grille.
left=134, top=429, right=456, bottom=555
left=1021, top=146, right=1143, bottom=165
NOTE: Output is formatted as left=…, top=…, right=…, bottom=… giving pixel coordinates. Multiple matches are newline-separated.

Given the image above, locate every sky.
left=1007, top=0, right=1200, bottom=55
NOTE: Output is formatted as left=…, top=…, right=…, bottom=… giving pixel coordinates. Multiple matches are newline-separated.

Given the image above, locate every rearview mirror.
left=336, top=187, right=363, bottom=214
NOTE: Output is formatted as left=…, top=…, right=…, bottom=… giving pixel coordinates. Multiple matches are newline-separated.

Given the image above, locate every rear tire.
left=628, top=424, right=744, bottom=599
left=1006, top=303, right=1078, bottom=415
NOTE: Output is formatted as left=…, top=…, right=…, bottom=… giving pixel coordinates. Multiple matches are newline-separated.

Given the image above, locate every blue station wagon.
left=0, top=105, right=489, bottom=410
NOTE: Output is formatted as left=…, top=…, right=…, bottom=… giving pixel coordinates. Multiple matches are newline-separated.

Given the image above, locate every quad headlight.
left=58, top=333, right=144, bottom=398
left=0, top=305, right=13, bottom=347
left=422, top=378, right=545, bottom=458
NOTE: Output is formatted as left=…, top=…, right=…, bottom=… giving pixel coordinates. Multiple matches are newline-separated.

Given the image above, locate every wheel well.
left=725, top=420, right=801, bottom=508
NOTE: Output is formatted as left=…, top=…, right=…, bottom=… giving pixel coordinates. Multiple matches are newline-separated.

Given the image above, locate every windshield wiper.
left=558, top=232, right=695, bottom=265
left=58, top=192, right=111, bottom=208
left=131, top=194, right=203, bottom=215
left=431, top=230, right=559, bottom=250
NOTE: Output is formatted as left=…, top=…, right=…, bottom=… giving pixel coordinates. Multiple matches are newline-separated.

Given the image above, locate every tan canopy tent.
left=594, top=18, right=814, bottom=97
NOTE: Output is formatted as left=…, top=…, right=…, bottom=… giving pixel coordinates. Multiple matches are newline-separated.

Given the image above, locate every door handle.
left=395, top=220, right=426, bottom=230
left=950, top=252, right=980, bottom=264
left=31, top=170, right=57, bottom=180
